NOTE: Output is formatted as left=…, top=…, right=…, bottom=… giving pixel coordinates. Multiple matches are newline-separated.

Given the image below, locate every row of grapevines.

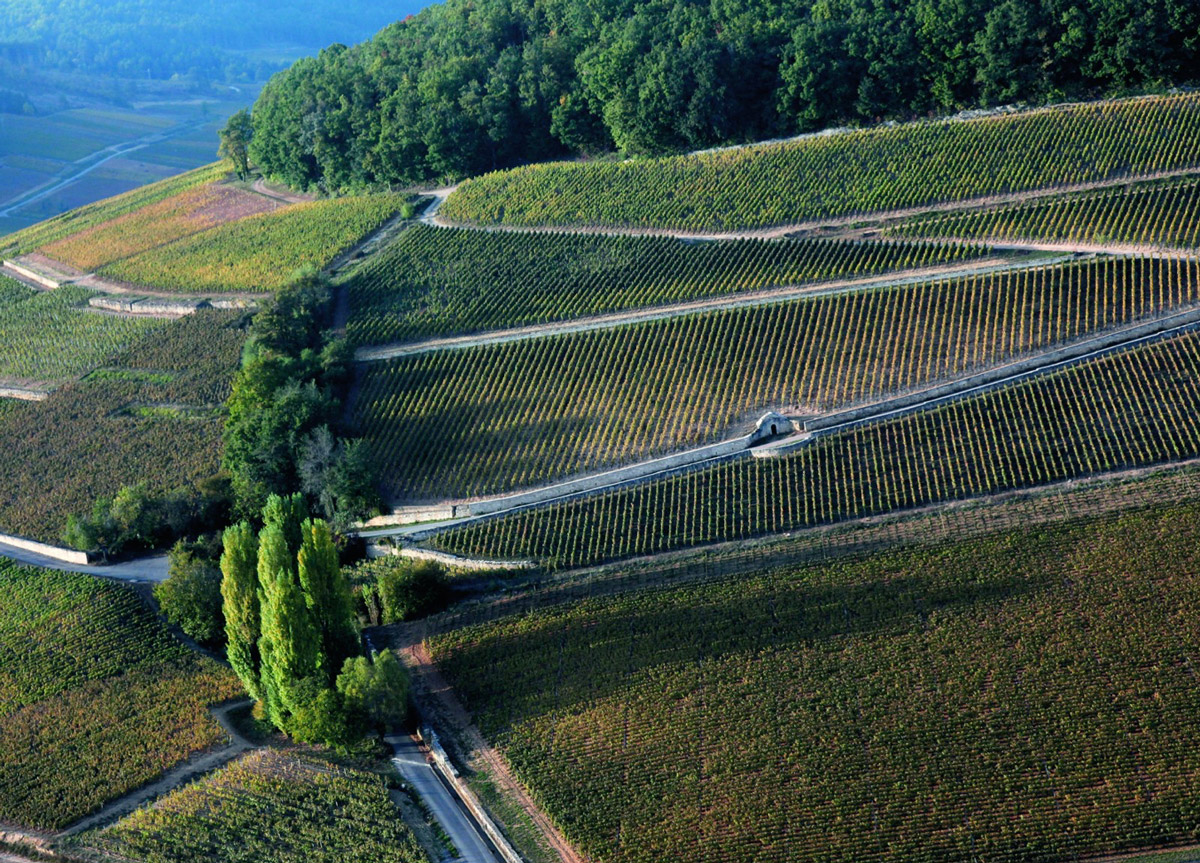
left=0, top=309, right=247, bottom=543
left=0, top=560, right=241, bottom=831
left=430, top=503, right=1200, bottom=863
left=40, top=183, right=283, bottom=272
left=0, top=163, right=227, bottom=256
left=891, top=176, right=1200, bottom=249
left=80, top=749, right=430, bottom=863
left=434, top=327, right=1200, bottom=568
left=345, top=224, right=986, bottom=345
left=441, top=94, right=1200, bottom=232
left=100, top=194, right=405, bottom=294
left=356, top=256, right=1200, bottom=502
left=0, top=280, right=168, bottom=387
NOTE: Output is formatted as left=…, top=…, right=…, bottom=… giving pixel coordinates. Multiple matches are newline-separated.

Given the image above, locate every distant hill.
left=0, top=0, right=429, bottom=84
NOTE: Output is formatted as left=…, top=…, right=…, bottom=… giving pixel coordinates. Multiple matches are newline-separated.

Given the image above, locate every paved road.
left=387, top=735, right=501, bottom=863
left=0, top=541, right=168, bottom=582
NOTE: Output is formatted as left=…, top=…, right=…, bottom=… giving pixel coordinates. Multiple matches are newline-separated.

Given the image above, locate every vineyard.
left=0, top=281, right=168, bottom=387
left=441, top=94, right=1200, bottom=232
left=80, top=749, right=430, bottom=863
left=434, top=326, right=1200, bottom=568
left=891, top=176, right=1200, bottom=250
left=0, top=561, right=241, bottom=831
left=39, top=183, right=283, bottom=272
left=356, top=256, right=1200, bottom=501
left=99, top=194, right=406, bottom=294
left=344, top=224, right=986, bottom=345
left=0, top=164, right=227, bottom=256
left=430, top=502, right=1200, bottom=863
left=0, top=308, right=246, bottom=542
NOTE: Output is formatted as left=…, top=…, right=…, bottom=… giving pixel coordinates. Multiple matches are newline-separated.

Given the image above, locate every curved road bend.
left=387, top=734, right=502, bottom=863
left=0, top=540, right=168, bottom=582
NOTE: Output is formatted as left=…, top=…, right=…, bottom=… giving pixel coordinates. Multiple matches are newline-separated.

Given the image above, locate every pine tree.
left=219, top=522, right=261, bottom=702
left=298, top=518, right=360, bottom=680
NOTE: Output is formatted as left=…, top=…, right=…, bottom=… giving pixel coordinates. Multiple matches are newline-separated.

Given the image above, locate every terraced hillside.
left=344, top=225, right=987, bottom=346
left=355, top=256, right=1200, bottom=502
left=441, top=93, right=1200, bottom=232
left=435, top=325, right=1200, bottom=567
left=0, top=560, right=240, bottom=831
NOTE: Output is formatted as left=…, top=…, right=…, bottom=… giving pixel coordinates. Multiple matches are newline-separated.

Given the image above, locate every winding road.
left=0, top=540, right=168, bottom=581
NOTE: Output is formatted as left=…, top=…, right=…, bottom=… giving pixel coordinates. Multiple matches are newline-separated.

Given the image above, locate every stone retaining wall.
left=0, top=532, right=92, bottom=565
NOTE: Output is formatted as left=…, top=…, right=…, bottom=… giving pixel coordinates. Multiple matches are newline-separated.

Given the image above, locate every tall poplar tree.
left=298, top=518, right=359, bottom=679
left=220, top=522, right=262, bottom=702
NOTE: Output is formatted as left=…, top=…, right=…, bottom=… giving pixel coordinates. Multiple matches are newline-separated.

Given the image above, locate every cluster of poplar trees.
left=220, top=493, right=406, bottom=746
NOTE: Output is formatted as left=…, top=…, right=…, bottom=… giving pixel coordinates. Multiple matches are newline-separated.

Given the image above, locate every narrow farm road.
left=387, top=735, right=501, bottom=863
left=0, top=540, right=168, bottom=581
left=355, top=252, right=1072, bottom=361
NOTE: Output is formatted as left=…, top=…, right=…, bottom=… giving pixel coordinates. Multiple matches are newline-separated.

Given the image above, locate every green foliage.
left=248, top=0, right=1200, bottom=189
left=344, top=225, right=986, bottom=346
left=337, top=651, right=410, bottom=732
left=221, top=521, right=262, bottom=702
left=80, top=749, right=430, bottom=863
left=351, top=558, right=450, bottom=625
left=222, top=496, right=363, bottom=746
left=62, top=480, right=229, bottom=557
left=442, top=94, right=1200, bottom=232
left=98, top=194, right=405, bottom=294
left=357, top=257, right=1200, bottom=502
left=0, top=560, right=240, bottom=830
left=892, top=176, right=1200, bottom=249
left=431, top=503, right=1200, bottom=863
left=219, top=109, right=254, bottom=181
left=437, top=328, right=1200, bottom=568
left=155, top=540, right=225, bottom=647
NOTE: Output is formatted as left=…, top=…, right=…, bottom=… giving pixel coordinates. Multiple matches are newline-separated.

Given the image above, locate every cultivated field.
left=356, top=256, right=1200, bottom=502
left=101, top=194, right=406, bottom=293
left=442, top=93, right=1200, bottom=232
left=0, top=279, right=168, bottom=387
left=0, top=561, right=241, bottom=831
left=344, top=224, right=986, bottom=345
left=435, top=326, right=1200, bottom=567
left=431, top=503, right=1200, bottom=863
left=39, top=182, right=283, bottom=271
left=79, top=749, right=430, bottom=863
left=0, top=308, right=246, bottom=542
left=891, top=175, right=1200, bottom=250
left=0, top=163, right=227, bottom=255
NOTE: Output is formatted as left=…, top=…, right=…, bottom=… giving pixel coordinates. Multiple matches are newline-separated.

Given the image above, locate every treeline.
left=250, top=0, right=1200, bottom=191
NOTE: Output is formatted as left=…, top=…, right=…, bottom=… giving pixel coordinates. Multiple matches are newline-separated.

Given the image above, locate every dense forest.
left=249, top=0, right=1200, bottom=191
left=0, top=0, right=424, bottom=84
